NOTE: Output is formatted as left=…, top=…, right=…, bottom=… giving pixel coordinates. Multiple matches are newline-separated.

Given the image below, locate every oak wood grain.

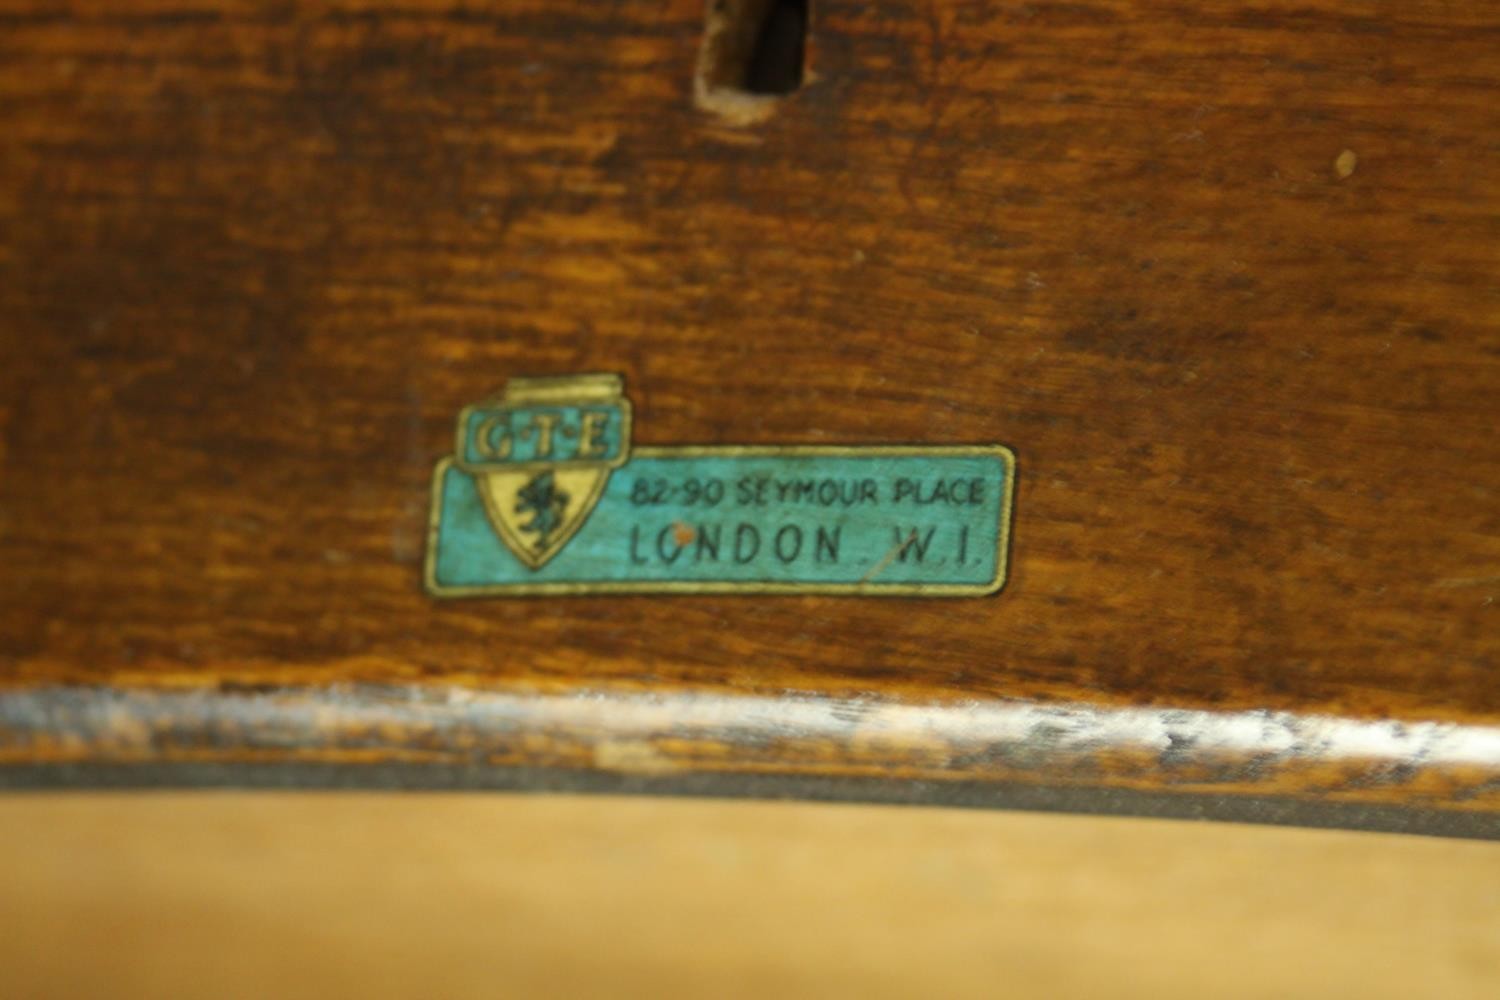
left=1, top=0, right=1497, bottom=828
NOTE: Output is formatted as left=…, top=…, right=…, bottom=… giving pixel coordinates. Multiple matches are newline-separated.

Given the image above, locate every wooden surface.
left=1, top=0, right=1498, bottom=829
left=2, top=794, right=1499, bottom=999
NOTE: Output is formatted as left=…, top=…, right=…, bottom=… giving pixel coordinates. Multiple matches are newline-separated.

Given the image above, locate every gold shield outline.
left=453, top=373, right=632, bottom=571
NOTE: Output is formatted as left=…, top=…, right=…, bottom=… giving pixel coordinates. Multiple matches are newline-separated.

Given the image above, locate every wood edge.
left=2, top=762, right=1496, bottom=842
left=2, top=683, right=1496, bottom=837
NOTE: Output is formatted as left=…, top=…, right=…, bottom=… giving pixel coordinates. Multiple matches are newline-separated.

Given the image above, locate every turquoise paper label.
left=424, top=376, right=1014, bottom=597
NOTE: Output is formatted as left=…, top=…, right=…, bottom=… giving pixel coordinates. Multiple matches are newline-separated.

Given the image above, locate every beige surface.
left=0, top=795, right=1496, bottom=999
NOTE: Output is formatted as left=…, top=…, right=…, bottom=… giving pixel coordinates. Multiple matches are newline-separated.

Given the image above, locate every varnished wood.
left=1, top=0, right=1497, bottom=829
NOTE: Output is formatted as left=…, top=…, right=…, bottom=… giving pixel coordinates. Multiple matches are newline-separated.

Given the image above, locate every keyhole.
left=744, top=0, right=807, bottom=95
left=696, top=0, right=810, bottom=123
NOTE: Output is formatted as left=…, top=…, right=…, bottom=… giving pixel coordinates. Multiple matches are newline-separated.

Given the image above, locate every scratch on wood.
left=860, top=533, right=917, bottom=583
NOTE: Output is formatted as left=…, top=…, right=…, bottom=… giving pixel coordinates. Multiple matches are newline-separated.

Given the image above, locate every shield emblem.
left=454, top=373, right=631, bottom=570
